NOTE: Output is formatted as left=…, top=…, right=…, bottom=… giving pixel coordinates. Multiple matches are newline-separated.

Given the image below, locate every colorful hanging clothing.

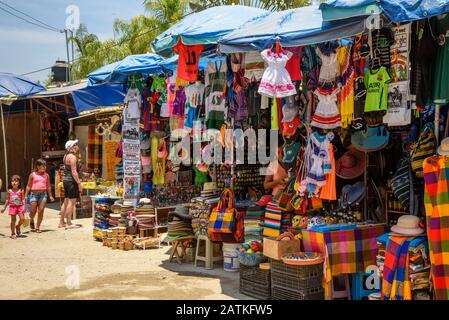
left=173, top=39, right=203, bottom=82
left=320, top=143, right=336, bottom=201
left=423, top=155, right=449, bottom=300
left=337, top=44, right=355, bottom=128
left=316, top=45, right=339, bottom=83
left=243, top=51, right=265, bottom=82
left=364, top=66, right=391, bottom=112
left=382, top=236, right=412, bottom=300
left=311, top=86, right=341, bottom=129
left=258, top=49, right=296, bottom=98
left=305, top=131, right=333, bottom=194
left=127, top=72, right=145, bottom=91
left=285, top=47, right=303, bottom=81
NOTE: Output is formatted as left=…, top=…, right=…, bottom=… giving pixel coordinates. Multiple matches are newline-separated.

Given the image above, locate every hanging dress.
left=258, top=49, right=297, bottom=98
left=311, top=86, right=341, bottom=129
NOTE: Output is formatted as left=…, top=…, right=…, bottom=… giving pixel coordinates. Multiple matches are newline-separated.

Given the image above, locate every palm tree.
left=188, top=0, right=311, bottom=12
left=144, top=0, right=188, bottom=32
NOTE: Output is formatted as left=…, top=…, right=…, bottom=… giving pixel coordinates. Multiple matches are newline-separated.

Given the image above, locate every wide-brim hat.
left=351, top=125, right=390, bottom=152
left=390, top=215, right=424, bottom=236
left=340, top=182, right=366, bottom=207
left=336, top=148, right=366, bottom=179
left=437, top=137, right=449, bottom=156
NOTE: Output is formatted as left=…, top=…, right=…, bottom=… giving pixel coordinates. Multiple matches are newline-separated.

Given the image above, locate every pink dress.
left=8, top=190, right=23, bottom=216
left=258, top=49, right=297, bottom=98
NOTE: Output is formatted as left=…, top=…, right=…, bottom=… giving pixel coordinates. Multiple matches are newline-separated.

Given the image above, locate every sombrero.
left=335, top=148, right=366, bottom=179
left=351, top=125, right=390, bottom=152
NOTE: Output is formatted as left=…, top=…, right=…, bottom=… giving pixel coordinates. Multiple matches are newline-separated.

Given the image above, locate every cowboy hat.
left=390, top=215, right=424, bottom=236
left=437, top=137, right=449, bottom=156
left=336, top=148, right=366, bottom=180
left=351, top=125, right=390, bottom=152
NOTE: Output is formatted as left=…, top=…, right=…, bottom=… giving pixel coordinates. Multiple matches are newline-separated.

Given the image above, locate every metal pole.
left=435, top=104, right=440, bottom=145
left=0, top=103, right=8, bottom=188
left=64, top=29, right=71, bottom=84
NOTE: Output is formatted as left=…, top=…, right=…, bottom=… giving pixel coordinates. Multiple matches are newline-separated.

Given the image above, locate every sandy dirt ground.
left=0, top=203, right=249, bottom=300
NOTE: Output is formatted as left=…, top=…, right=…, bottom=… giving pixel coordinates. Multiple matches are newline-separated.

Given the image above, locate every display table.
left=301, top=224, right=387, bottom=299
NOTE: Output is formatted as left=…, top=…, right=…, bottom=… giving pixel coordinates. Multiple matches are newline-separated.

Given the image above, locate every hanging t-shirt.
left=127, top=73, right=145, bottom=91
left=364, top=66, right=392, bottom=112
left=124, top=88, right=142, bottom=120
left=185, top=83, right=205, bottom=108
left=370, top=28, right=395, bottom=70
left=151, top=76, right=166, bottom=93
left=285, top=47, right=303, bottom=81
left=383, top=81, right=411, bottom=126
left=173, top=40, right=203, bottom=82
left=243, top=51, right=265, bottom=82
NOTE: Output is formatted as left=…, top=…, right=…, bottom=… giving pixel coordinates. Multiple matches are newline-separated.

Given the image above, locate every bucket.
left=223, top=243, right=240, bottom=272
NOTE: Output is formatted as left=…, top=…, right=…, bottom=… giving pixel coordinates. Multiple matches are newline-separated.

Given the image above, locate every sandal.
left=35, top=229, right=42, bottom=233
left=58, top=224, right=66, bottom=228
left=10, top=234, right=17, bottom=239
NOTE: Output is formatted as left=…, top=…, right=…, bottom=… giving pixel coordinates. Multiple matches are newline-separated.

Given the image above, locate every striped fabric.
left=87, top=125, right=103, bottom=174
left=411, top=127, right=436, bottom=178
left=263, top=201, right=284, bottom=237
left=391, top=158, right=411, bottom=209
left=302, top=225, right=386, bottom=299
left=382, top=236, right=412, bottom=300
left=423, top=155, right=449, bottom=300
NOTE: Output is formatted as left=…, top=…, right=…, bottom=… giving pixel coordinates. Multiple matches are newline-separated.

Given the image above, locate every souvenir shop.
left=91, top=3, right=449, bottom=301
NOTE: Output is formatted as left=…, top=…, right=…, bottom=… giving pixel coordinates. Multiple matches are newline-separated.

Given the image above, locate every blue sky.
left=0, top=0, right=145, bottom=83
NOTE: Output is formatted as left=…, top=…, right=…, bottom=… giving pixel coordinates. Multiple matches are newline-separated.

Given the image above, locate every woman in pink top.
left=24, top=159, right=54, bottom=233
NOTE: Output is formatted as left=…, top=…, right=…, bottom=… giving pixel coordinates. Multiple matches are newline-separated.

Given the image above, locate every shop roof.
left=87, top=54, right=165, bottom=86
left=151, top=5, right=270, bottom=56
left=320, top=0, right=449, bottom=23
left=218, top=5, right=366, bottom=53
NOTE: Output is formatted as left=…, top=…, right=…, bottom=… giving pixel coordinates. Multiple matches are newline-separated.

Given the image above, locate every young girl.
left=24, top=159, right=55, bottom=233
left=1, top=175, right=26, bottom=239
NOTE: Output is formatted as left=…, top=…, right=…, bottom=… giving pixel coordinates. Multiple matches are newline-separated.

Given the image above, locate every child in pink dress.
left=1, top=175, right=25, bottom=239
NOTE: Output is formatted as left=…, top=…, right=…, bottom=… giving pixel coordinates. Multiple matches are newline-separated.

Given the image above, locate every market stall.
left=78, top=1, right=449, bottom=301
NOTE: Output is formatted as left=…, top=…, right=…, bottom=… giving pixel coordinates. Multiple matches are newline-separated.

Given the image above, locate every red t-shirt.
left=285, top=47, right=303, bottom=81
left=173, top=39, right=203, bottom=82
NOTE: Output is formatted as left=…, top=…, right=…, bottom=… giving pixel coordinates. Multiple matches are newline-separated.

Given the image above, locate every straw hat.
left=437, top=137, right=449, bottom=156
left=390, top=215, right=424, bottom=236
left=336, top=148, right=366, bottom=179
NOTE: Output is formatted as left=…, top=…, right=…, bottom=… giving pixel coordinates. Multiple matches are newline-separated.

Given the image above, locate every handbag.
left=277, top=179, right=295, bottom=210
left=410, top=125, right=436, bottom=178
left=208, top=189, right=236, bottom=234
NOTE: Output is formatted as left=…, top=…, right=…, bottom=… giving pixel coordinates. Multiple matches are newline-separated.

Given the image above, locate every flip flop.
left=35, top=229, right=42, bottom=233
left=10, top=235, right=17, bottom=239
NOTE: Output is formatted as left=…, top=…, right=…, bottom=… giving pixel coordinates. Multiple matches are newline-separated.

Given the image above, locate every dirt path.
left=0, top=206, right=248, bottom=300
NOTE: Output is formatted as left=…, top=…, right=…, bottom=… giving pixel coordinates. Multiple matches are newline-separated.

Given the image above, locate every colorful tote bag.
left=208, top=189, right=236, bottom=234
left=410, top=126, right=436, bottom=178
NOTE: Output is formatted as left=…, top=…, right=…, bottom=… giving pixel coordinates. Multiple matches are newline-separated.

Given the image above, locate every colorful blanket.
left=423, top=156, right=449, bottom=300
left=382, top=236, right=412, bottom=300
left=302, top=225, right=386, bottom=299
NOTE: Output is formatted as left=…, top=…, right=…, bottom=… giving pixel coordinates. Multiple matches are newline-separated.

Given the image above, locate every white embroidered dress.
left=258, top=49, right=297, bottom=98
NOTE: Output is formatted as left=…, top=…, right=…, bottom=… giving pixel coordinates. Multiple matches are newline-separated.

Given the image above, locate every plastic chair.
left=330, top=275, right=351, bottom=300
left=351, top=272, right=379, bottom=300
left=194, top=235, right=223, bottom=269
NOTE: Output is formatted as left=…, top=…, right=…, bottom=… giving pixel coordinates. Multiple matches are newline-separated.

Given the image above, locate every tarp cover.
left=219, top=5, right=366, bottom=53
left=320, top=0, right=449, bottom=23
left=87, top=54, right=165, bottom=86
left=0, top=72, right=45, bottom=97
left=72, top=83, right=126, bottom=114
left=151, top=5, right=269, bottom=55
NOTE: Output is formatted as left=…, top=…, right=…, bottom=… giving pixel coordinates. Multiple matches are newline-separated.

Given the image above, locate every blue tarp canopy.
left=151, top=5, right=270, bottom=55
left=87, top=54, right=165, bottom=86
left=0, top=72, right=45, bottom=97
left=72, top=83, right=127, bottom=114
left=320, top=0, right=449, bottom=23
left=219, top=5, right=367, bottom=53
left=160, top=54, right=226, bottom=72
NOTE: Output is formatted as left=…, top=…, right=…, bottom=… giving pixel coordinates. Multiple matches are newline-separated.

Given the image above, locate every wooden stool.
left=169, top=237, right=193, bottom=264
left=139, top=228, right=156, bottom=238
left=330, top=275, right=351, bottom=300
left=194, top=235, right=223, bottom=270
